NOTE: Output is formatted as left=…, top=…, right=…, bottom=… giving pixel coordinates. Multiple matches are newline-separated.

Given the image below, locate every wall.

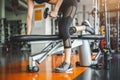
left=6, top=11, right=27, bottom=23
left=76, top=0, right=93, bottom=24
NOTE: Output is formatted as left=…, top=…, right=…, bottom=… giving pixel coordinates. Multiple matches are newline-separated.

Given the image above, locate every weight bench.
left=10, top=34, right=105, bottom=72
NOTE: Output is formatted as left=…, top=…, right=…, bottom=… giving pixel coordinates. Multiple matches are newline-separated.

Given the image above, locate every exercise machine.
left=10, top=34, right=104, bottom=72
left=10, top=18, right=107, bottom=72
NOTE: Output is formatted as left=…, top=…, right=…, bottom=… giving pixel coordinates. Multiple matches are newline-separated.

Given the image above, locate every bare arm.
left=26, top=0, right=34, bottom=35
left=54, top=0, right=63, bottom=12
left=49, top=0, right=63, bottom=18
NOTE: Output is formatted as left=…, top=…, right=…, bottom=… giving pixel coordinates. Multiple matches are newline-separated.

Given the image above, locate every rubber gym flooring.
left=0, top=52, right=120, bottom=80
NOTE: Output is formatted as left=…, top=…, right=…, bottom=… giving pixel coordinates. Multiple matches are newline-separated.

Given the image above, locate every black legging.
left=58, top=0, right=78, bottom=48
left=34, top=0, right=78, bottom=48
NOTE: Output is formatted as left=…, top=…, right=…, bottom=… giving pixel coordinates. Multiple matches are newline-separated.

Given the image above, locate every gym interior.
left=0, top=0, right=120, bottom=80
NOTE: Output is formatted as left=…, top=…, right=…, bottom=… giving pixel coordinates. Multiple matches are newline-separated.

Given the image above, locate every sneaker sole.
left=66, top=68, right=73, bottom=72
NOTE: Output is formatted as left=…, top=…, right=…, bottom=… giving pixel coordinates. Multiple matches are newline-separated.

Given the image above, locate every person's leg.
left=54, top=21, right=73, bottom=72
left=64, top=48, right=71, bottom=64
left=54, top=0, right=77, bottom=72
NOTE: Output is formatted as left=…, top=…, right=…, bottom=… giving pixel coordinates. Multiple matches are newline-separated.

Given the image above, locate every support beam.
left=0, top=0, right=5, bottom=18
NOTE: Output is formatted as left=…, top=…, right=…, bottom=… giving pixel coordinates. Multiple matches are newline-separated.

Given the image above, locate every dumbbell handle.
left=43, top=7, right=59, bottom=19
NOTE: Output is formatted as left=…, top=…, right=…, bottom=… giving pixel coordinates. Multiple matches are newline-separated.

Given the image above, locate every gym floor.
left=0, top=51, right=120, bottom=80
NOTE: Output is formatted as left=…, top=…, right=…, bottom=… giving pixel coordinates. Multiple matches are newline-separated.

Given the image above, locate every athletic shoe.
left=54, top=62, right=73, bottom=72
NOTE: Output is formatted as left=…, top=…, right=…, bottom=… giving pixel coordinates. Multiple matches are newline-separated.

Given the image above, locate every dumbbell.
left=43, top=7, right=59, bottom=19
left=43, top=7, right=49, bottom=19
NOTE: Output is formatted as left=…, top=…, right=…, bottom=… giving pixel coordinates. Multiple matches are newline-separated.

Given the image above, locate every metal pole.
left=93, top=0, right=100, bottom=34
left=83, top=5, right=86, bottom=21
left=0, top=0, right=5, bottom=43
left=117, top=1, right=120, bottom=52
left=104, top=0, right=109, bottom=48
left=108, top=12, right=111, bottom=49
left=0, top=0, right=5, bottom=18
left=104, top=0, right=111, bottom=70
